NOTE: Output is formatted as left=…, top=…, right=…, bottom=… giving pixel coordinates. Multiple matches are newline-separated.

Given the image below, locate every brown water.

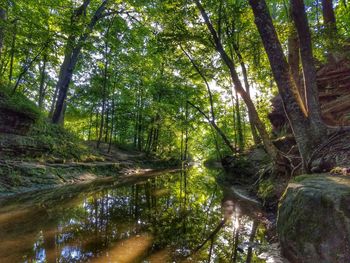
left=0, top=166, right=281, bottom=263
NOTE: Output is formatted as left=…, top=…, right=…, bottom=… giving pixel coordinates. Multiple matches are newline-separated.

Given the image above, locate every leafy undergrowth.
left=0, top=85, right=41, bottom=120
left=28, top=119, right=101, bottom=162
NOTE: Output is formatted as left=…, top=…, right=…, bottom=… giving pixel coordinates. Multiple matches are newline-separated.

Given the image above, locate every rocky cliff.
left=269, top=58, right=350, bottom=135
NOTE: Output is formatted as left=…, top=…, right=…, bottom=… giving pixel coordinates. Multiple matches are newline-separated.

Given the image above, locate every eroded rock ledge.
left=278, top=174, right=350, bottom=263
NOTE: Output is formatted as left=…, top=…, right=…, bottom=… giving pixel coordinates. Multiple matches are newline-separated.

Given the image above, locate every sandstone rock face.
left=0, top=107, right=35, bottom=135
left=0, top=133, right=49, bottom=157
left=269, top=58, right=350, bottom=134
left=278, top=175, right=350, bottom=263
left=318, top=58, right=350, bottom=126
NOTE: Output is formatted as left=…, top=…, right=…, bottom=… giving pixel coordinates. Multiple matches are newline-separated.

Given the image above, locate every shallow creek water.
left=0, top=166, right=284, bottom=262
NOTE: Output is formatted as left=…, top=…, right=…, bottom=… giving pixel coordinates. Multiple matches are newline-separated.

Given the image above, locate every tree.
left=249, top=0, right=329, bottom=170
left=0, top=6, right=5, bottom=58
left=194, top=0, right=279, bottom=161
left=51, top=0, right=110, bottom=124
left=180, top=44, right=235, bottom=153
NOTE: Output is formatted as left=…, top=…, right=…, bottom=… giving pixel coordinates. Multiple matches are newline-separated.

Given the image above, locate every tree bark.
left=0, top=7, right=6, bottom=59
left=52, top=0, right=108, bottom=124
left=194, top=0, right=278, bottom=161
left=38, top=53, right=47, bottom=108
left=184, top=101, right=189, bottom=160
left=321, top=0, right=337, bottom=61
left=235, top=90, right=244, bottom=151
left=8, top=20, right=16, bottom=85
left=287, top=2, right=303, bottom=100
left=249, top=0, right=328, bottom=169
left=291, top=0, right=323, bottom=125
left=97, top=27, right=110, bottom=149
left=321, top=0, right=336, bottom=26
left=49, top=84, right=59, bottom=118
left=232, top=44, right=260, bottom=145
left=108, top=95, right=115, bottom=153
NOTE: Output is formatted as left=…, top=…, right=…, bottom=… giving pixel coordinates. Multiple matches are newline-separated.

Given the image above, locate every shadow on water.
left=0, top=166, right=277, bottom=262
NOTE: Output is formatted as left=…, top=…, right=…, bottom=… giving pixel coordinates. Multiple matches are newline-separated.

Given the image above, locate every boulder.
left=278, top=174, right=350, bottom=263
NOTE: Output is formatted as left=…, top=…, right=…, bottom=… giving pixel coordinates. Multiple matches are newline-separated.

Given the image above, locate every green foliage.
left=29, top=119, right=90, bottom=160
left=258, top=179, right=275, bottom=200
left=0, top=85, right=41, bottom=120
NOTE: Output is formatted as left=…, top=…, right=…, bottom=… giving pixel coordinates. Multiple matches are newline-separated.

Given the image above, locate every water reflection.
left=0, top=167, right=273, bottom=262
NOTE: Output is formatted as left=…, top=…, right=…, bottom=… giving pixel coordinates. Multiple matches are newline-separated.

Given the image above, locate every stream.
left=0, top=166, right=285, bottom=262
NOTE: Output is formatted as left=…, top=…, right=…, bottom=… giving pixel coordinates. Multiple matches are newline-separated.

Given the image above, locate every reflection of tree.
left=0, top=167, right=268, bottom=262
left=195, top=219, right=226, bottom=252
left=232, top=218, right=241, bottom=262
left=43, top=228, right=57, bottom=263
left=246, top=220, right=259, bottom=263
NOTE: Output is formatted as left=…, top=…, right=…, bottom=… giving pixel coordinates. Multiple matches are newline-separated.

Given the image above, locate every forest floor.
left=0, top=141, right=179, bottom=198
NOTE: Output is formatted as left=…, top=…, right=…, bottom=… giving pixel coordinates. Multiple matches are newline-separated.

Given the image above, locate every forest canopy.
left=0, top=0, right=348, bottom=163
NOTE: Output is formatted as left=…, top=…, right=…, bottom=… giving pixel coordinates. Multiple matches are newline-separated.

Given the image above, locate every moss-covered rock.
left=278, top=174, right=350, bottom=262
left=0, top=161, right=124, bottom=196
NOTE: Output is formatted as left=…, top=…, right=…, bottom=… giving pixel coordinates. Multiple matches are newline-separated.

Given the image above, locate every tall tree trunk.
left=8, top=20, right=16, bottom=85
left=137, top=108, right=143, bottom=151
left=184, top=101, right=189, bottom=161
left=38, top=53, right=47, bottom=108
left=287, top=2, right=303, bottom=100
left=146, top=118, right=154, bottom=153
left=97, top=31, right=109, bottom=149
left=249, top=0, right=328, bottom=170
left=321, top=0, right=336, bottom=27
left=321, top=0, right=337, bottom=61
left=230, top=87, right=238, bottom=150
left=52, top=0, right=108, bottom=124
left=136, top=86, right=144, bottom=151
left=88, top=106, right=94, bottom=141
left=49, top=84, right=59, bottom=118
left=235, top=91, right=244, bottom=151
left=95, top=109, right=99, bottom=140
left=291, top=0, right=323, bottom=125
left=51, top=36, right=80, bottom=124
left=232, top=44, right=260, bottom=145
left=108, top=95, right=115, bottom=153
left=152, top=119, right=160, bottom=153
left=0, top=7, right=6, bottom=59
left=194, top=0, right=278, bottom=161
left=104, top=104, right=109, bottom=142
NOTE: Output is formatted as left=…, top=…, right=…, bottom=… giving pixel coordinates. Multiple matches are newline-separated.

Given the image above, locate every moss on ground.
left=28, top=119, right=92, bottom=161
left=0, top=162, right=124, bottom=195
left=0, top=86, right=41, bottom=120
